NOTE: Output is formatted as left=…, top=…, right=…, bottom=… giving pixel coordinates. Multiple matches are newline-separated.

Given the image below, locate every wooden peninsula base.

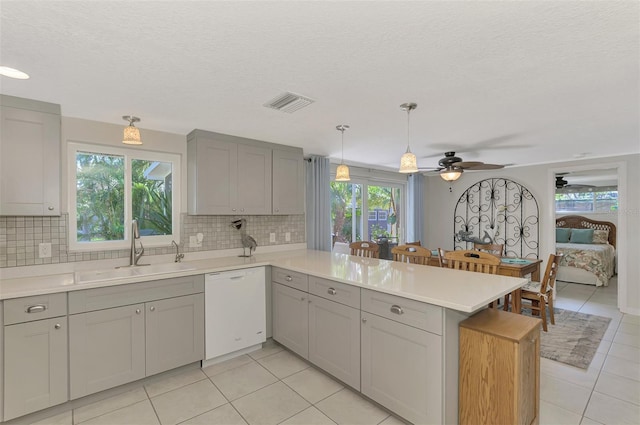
left=459, top=308, right=541, bottom=425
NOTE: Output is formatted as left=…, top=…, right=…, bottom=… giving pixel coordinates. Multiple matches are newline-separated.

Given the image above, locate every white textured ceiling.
left=1, top=1, right=638, bottom=171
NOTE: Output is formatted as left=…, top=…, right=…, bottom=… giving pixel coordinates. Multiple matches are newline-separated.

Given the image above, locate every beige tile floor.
left=27, top=277, right=639, bottom=425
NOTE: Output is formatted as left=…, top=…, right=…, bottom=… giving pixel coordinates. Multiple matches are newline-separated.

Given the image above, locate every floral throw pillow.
left=592, top=229, right=610, bottom=244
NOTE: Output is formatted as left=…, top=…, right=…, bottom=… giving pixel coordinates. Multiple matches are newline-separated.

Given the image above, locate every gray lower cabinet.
left=272, top=283, right=309, bottom=359
left=69, top=304, right=146, bottom=399
left=69, top=275, right=205, bottom=400
left=145, top=294, right=204, bottom=376
left=3, top=317, right=68, bottom=420
left=308, top=294, right=360, bottom=390
left=360, top=311, right=442, bottom=425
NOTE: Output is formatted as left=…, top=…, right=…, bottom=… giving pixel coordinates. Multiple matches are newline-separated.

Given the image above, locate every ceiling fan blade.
left=455, top=161, right=484, bottom=168
left=466, top=163, right=505, bottom=170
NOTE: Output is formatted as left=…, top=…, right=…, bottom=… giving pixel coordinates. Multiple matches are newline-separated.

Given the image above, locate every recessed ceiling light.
left=0, top=66, right=30, bottom=79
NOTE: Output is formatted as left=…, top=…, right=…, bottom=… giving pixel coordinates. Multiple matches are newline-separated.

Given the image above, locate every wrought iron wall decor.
left=453, top=178, right=539, bottom=259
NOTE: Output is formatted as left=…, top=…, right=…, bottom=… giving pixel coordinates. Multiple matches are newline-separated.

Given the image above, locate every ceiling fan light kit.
left=335, top=124, right=351, bottom=181
left=398, top=102, right=419, bottom=173
left=440, top=166, right=463, bottom=182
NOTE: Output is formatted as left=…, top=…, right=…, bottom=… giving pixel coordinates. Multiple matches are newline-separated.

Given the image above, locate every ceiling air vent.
left=264, top=92, right=315, bottom=113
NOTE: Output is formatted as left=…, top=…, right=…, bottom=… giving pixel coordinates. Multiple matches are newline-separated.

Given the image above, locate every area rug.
left=526, top=308, right=611, bottom=369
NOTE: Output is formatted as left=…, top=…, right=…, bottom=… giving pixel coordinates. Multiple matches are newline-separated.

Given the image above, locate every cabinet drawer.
left=309, top=276, right=360, bottom=309
left=69, top=275, right=204, bottom=314
left=272, top=267, right=308, bottom=292
left=361, top=289, right=442, bottom=335
left=4, top=293, right=67, bottom=325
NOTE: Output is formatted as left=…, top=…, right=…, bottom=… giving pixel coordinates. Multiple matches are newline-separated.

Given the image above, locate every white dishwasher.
left=205, top=267, right=266, bottom=364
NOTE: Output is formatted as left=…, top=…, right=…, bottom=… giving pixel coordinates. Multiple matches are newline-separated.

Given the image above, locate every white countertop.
left=0, top=249, right=527, bottom=313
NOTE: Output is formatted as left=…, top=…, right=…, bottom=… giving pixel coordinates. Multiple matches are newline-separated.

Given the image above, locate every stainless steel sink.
left=74, top=262, right=197, bottom=284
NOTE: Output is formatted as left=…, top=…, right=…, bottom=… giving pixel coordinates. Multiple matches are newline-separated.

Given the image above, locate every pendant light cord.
left=406, top=108, right=412, bottom=153
left=341, top=128, right=345, bottom=164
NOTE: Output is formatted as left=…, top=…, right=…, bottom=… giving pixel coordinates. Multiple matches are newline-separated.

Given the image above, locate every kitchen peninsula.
left=0, top=249, right=529, bottom=424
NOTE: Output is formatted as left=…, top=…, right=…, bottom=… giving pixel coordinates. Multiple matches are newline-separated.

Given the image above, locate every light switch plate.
left=270, top=233, right=276, bottom=243
left=285, top=232, right=291, bottom=242
left=39, top=243, right=52, bottom=258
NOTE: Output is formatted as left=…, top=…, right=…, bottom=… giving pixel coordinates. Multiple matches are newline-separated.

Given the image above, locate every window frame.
left=555, top=190, right=618, bottom=214
left=68, top=142, right=181, bottom=252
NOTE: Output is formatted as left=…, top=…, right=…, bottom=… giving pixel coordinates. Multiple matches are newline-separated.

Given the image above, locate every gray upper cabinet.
left=272, top=149, right=304, bottom=215
left=0, top=95, right=61, bottom=216
left=188, top=130, right=271, bottom=215
left=187, top=130, right=303, bottom=216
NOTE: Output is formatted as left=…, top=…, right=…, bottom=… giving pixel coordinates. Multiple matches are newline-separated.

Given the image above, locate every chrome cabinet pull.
left=390, top=305, right=404, bottom=315
left=48, top=206, right=54, bottom=211
left=54, top=323, right=61, bottom=329
left=26, top=305, right=47, bottom=314
left=135, top=309, right=141, bottom=314
left=150, top=306, right=156, bottom=312
left=285, top=275, right=293, bottom=282
left=362, top=317, right=367, bottom=323
left=327, top=288, right=337, bottom=296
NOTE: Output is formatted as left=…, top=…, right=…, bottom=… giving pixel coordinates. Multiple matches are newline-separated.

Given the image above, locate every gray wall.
left=423, top=153, right=640, bottom=314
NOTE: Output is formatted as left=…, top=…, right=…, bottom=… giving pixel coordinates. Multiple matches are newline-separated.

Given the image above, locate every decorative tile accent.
left=0, top=213, right=305, bottom=268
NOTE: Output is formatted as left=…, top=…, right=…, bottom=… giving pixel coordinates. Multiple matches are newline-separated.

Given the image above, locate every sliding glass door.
left=331, top=181, right=404, bottom=246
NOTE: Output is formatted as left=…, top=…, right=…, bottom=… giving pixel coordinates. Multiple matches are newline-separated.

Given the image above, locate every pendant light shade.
left=122, top=115, right=142, bottom=145
left=440, top=166, right=463, bottom=182
left=398, top=103, right=418, bottom=173
left=335, top=124, right=351, bottom=181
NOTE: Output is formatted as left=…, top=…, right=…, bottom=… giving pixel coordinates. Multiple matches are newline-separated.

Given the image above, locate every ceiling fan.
left=424, top=151, right=506, bottom=181
left=555, top=173, right=595, bottom=190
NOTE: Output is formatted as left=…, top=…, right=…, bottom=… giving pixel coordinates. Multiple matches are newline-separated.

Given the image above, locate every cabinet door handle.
left=48, top=206, right=54, bottom=211
left=54, top=323, right=61, bottom=329
left=361, top=317, right=367, bottom=323
left=300, top=297, right=305, bottom=301
left=150, top=306, right=156, bottom=312
left=232, top=208, right=237, bottom=212
left=135, top=309, right=141, bottom=314
left=390, top=305, right=404, bottom=315
left=285, top=275, right=293, bottom=282
left=26, top=305, right=47, bottom=314
left=327, top=288, right=337, bottom=296
left=240, top=208, right=245, bottom=212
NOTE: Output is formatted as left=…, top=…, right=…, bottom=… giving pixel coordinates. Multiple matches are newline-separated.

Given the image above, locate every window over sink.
left=68, top=142, right=180, bottom=251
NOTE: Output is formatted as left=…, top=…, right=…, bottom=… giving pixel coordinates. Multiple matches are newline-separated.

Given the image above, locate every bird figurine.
left=230, top=218, right=258, bottom=257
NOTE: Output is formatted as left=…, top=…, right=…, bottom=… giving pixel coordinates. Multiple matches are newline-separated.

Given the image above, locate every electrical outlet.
left=39, top=243, right=52, bottom=258
left=189, top=235, right=197, bottom=248
left=285, top=232, right=291, bottom=242
left=270, top=233, right=276, bottom=243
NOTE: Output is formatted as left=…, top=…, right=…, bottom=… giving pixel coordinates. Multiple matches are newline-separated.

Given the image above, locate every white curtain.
left=305, top=156, right=331, bottom=251
left=407, top=173, right=424, bottom=244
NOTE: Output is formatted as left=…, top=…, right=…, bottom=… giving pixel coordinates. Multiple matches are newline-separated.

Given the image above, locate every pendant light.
left=122, top=115, right=142, bottom=145
left=335, top=124, right=351, bottom=181
left=398, top=103, right=418, bottom=173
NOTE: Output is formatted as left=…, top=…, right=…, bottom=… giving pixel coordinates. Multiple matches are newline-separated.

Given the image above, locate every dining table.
left=427, top=252, right=542, bottom=314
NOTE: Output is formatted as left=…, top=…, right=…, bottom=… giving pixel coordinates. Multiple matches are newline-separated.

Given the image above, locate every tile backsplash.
left=0, top=213, right=305, bottom=268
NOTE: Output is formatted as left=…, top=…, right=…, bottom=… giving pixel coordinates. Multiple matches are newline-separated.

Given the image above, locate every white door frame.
left=547, top=161, right=628, bottom=312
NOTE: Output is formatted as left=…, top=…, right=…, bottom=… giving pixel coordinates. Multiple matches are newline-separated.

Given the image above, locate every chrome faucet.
left=172, top=240, right=184, bottom=263
left=129, top=220, right=145, bottom=266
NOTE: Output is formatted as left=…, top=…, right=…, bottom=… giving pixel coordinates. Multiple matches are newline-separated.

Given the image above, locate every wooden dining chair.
left=519, top=253, right=562, bottom=332
left=444, top=250, right=502, bottom=307
left=391, top=245, right=432, bottom=265
left=406, top=241, right=421, bottom=246
left=473, top=242, right=504, bottom=257
left=444, top=250, right=501, bottom=274
left=437, top=248, right=449, bottom=267
left=349, top=241, right=380, bottom=258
